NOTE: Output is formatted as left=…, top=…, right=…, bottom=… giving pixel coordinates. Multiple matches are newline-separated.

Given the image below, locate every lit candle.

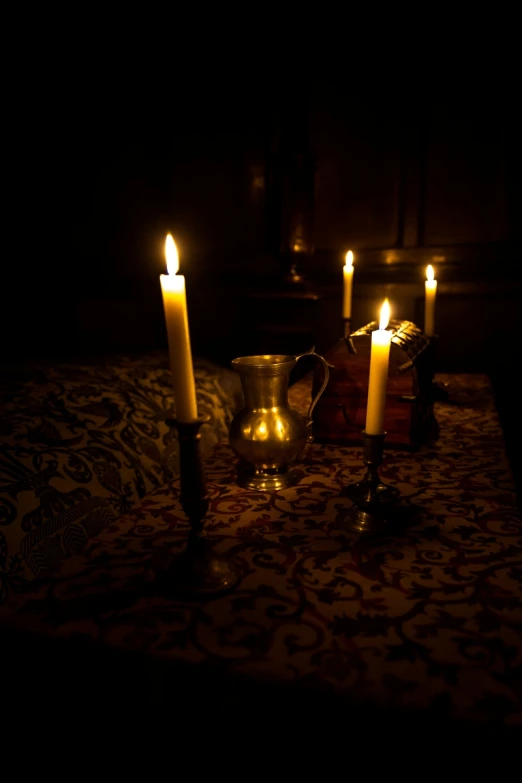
left=365, top=299, right=392, bottom=435
left=424, top=264, right=437, bottom=337
left=160, top=234, right=198, bottom=422
left=343, top=250, right=354, bottom=319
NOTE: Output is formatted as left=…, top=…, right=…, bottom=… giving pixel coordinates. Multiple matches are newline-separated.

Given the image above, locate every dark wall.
left=3, top=77, right=521, bottom=366
left=310, top=83, right=518, bottom=251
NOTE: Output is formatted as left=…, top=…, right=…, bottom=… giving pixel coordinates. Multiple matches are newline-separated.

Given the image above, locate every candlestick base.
left=163, top=415, right=241, bottom=596
left=161, top=533, right=240, bottom=597
left=342, top=431, right=400, bottom=534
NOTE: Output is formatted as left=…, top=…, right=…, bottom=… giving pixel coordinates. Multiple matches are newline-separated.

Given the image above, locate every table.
left=1, top=374, right=521, bottom=751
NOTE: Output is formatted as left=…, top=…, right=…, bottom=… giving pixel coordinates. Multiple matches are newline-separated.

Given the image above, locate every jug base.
left=237, top=464, right=301, bottom=491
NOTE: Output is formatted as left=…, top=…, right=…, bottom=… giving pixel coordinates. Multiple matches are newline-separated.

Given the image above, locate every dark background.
left=3, top=73, right=521, bottom=493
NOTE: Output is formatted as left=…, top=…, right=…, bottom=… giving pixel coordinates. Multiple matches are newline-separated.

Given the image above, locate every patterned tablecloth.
left=1, top=374, right=521, bottom=735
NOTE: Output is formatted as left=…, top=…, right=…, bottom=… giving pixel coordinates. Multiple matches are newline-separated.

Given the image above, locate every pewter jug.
left=229, top=348, right=331, bottom=490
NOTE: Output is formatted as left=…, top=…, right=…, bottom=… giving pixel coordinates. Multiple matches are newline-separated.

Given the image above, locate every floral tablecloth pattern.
left=1, top=374, right=521, bottom=726
left=0, top=352, right=242, bottom=599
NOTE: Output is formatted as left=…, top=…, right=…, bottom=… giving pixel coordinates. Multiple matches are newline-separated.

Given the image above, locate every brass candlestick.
left=163, top=415, right=241, bottom=595
left=342, top=431, right=400, bottom=534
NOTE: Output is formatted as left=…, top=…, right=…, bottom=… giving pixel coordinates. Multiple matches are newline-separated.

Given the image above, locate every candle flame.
left=379, top=299, right=390, bottom=330
left=426, top=264, right=435, bottom=282
left=165, top=234, right=179, bottom=275
left=345, top=250, right=354, bottom=267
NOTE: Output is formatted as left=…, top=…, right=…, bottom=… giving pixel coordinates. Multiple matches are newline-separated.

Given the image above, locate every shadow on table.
left=0, top=624, right=519, bottom=768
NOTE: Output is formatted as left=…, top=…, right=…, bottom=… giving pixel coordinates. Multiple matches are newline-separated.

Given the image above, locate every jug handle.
left=294, top=347, right=334, bottom=441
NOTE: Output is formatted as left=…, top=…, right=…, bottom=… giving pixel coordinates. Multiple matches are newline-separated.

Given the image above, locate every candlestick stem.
left=342, top=431, right=400, bottom=534
left=162, top=415, right=240, bottom=595
left=343, top=317, right=352, bottom=339
left=427, top=335, right=450, bottom=402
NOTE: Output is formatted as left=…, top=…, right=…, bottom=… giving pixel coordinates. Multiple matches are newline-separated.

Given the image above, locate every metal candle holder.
left=428, top=334, right=450, bottom=402
left=343, top=431, right=400, bottom=534
left=164, top=414, right=240, bottom=595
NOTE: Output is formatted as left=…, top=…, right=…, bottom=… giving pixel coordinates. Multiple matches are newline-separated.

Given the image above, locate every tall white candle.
left=424, top=264, right=437, bottom=337
left=160, top=234, right=198, bottom=422
left=343, top=250, right=354, bottom=319
left=365, top=299, right=392, bottom=435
